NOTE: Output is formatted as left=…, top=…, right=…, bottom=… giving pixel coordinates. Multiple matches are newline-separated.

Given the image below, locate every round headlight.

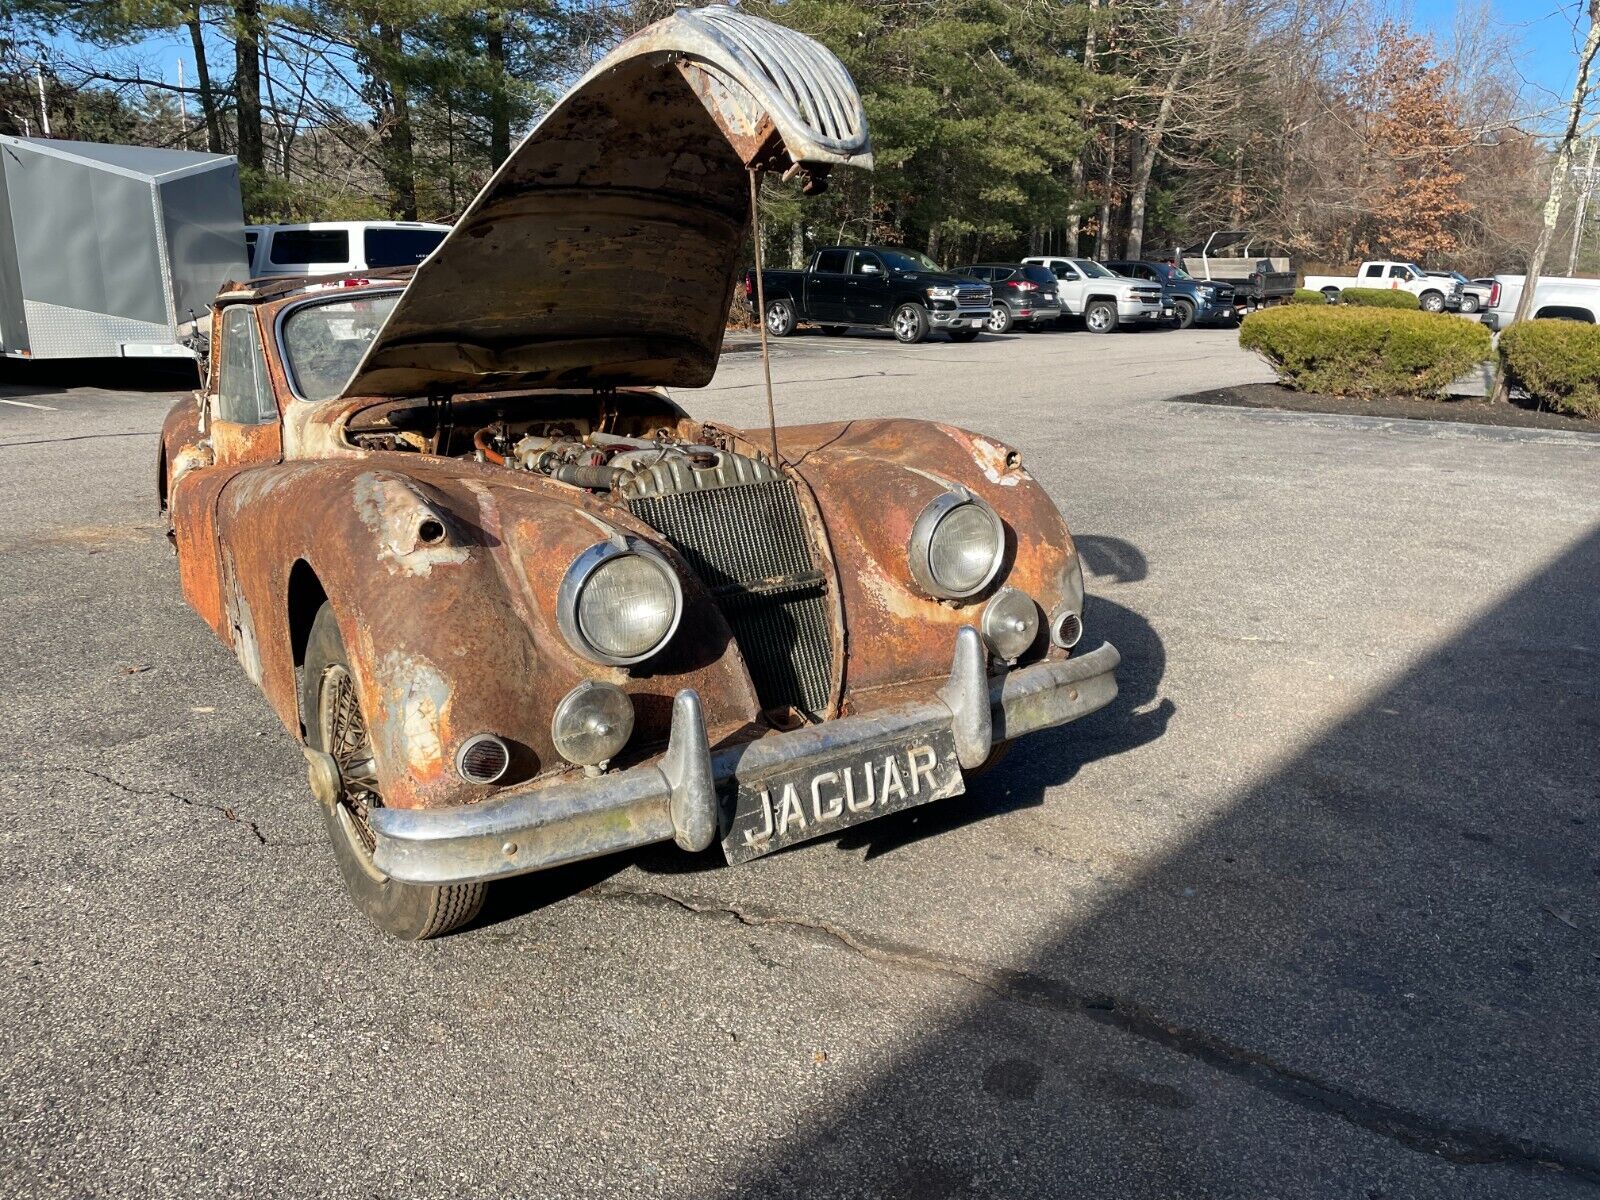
left=981, top=587, right=1041, bottom=661
left=558, top=539, right=683, bottom=666
left=552, top=680, right=635, bottom=767
left=909, top=492, right=1005, bottom=600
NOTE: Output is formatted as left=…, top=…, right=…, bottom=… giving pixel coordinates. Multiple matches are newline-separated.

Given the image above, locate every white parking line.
left=0, top=398, right=56, bottom=410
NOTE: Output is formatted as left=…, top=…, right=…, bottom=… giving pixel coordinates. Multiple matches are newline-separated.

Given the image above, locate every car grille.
left=956, top=286, right=990, bottom=307
left=628, top=478, right=835, bottom=719
left=1134, top=288, right=1163, bottom=302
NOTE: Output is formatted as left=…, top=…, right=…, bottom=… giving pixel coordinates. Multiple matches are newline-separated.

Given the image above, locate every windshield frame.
left=276, top=287, right=405, bottom=402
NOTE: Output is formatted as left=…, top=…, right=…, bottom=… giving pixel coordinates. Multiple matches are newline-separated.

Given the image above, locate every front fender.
left=773, top=418, right=1082, bottom=702
left=216, top=456, right=760, bottom=810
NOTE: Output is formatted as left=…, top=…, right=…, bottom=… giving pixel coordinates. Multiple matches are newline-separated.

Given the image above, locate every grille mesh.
left=629, top=479, right=835, bottom=718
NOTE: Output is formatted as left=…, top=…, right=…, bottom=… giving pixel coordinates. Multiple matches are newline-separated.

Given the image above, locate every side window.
left=244, top=231, right=259, bottom=267
left=1387, top=264, right=1408, bottom=279
left=852, top=252, right=884, bottom=276
left=269, top=229, right=351, bottom=266
left=1362, top=263, right=1384, bottom=278
left=965, top=267, right=991, bottom=281
left=215, top=306, right=276, bottom=425
left=1053, top=263, right=1079, bottom=281
left=814, top=249, right=849, bottom=274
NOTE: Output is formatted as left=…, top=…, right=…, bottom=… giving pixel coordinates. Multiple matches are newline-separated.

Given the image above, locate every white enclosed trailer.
left=0, top=136, right=246, bottom=360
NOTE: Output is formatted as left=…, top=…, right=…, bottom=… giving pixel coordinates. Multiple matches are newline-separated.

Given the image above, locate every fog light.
left=981, top=587, right=1040, bottom=661
left=456, top=733, right=511, bottom=784
left=552, top=680, right=634, bottom=767
left=1050, top=607, right=1084, bottom=650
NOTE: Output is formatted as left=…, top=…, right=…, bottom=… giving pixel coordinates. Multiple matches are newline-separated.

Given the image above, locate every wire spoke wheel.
left=319, top=664, right=379, bottom=853
left=300, top=603, right=486, bottom=940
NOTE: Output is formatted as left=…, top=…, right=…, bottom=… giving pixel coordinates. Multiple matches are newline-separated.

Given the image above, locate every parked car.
left=245, top=220, right=451, bottom=279
left=1424, top=269, right=1483, bottom=313
left=1303, top=261, right=1460, bottom=312
left=156, top=6, right=1119, bottom=940
left=1461, top=277, right=1497, bottom=314
left=957, top=263, right=1063, bottom=332
left=1102, top=259, right=1238, bottom=328
left=1478, top=275, right=1600, bottom=331
left=748, top=246, right=991, bottom=343
left=1173, top=231, right=1296, bottom=308
left=1021, top=255, right=1169, bottom=332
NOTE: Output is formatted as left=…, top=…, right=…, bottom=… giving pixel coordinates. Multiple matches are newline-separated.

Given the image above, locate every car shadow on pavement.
left=715, top=522, right=1600, bottom=1197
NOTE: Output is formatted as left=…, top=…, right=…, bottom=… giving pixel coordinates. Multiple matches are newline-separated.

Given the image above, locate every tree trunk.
left=233, top=0, right=264, bottom=172
left=1066, top=0, right=1101, bottom=257
left=187, top=9, right=223, bottom=154
left=379, top=23, right=418, bottom=219
left=1094, top=126, right=1116, bottom=260
left=790, top=220, right=804, bottom=268
left=1492, top=0, right=1600, bottom=402
left=1125, top=42, right=1193, bottom=261
left=486, top=11, right=512, bottom=167
left=927, top=226, right=941, bottom=260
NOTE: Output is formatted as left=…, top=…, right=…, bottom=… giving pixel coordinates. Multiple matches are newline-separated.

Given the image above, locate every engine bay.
left=343, top=392, right=780, bottom=499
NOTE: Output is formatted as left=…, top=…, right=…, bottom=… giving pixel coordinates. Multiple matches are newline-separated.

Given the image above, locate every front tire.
left=301, top=604, right=486, bottom=940
left=1460, top=294, right=1480, bottom=314
left=891, top=302, right=929, bottom=344
left=987, top=303, right=1013, bottom=334
left=1172, top=298, right=1195, bottom=329
left=1085, top=300, right=1118, bottom=334
left=764, top=298, right=797, bottom=337
left=1419, top=291, right=1446, bottom=313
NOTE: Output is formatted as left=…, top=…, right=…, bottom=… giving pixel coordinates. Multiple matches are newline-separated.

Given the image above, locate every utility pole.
left=177, top=59, right=189, bottom=149
left=35, top=61, right=50, bottom=137
left=1569, top=138, right=1600, bottom=275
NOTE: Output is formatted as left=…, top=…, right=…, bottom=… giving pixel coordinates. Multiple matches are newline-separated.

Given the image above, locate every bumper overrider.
left=367, top=628, right=1120, bottom=884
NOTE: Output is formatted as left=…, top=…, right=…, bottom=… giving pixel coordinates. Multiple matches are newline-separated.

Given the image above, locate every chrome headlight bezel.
left=926, top=285, right=959, bottom=300
left=557, top=538, right=683, bottom=667
left=908, top=491, right=1006, bottom=601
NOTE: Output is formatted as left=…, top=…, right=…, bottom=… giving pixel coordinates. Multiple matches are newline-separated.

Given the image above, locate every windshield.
left=1165, top=264, right=1192, bottom=280
left=1073, top=259, right=1116, bottom=279
left=281, top=290, right=401, bottom=401
left=879, top=249, right=943, bottom=273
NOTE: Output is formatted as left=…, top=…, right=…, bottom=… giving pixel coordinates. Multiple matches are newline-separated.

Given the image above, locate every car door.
left=846, top=251, right=892, bottom=323
left=171, top=303, right=283, bottom=637
left=803, top=249, right=852, bottom=321
left=1386, top=264, right=1411, bottom=291
left=1048, top=260, right=1084, bottom=312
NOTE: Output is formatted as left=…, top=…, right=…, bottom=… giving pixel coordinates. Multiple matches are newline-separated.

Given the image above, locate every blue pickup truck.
left=746, top=246, right=993, bottom=344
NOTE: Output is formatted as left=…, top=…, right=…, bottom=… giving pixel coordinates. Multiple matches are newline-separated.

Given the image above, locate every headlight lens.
left=558, top=539, right=682, bottom=666
left=909, top=492, right=1005, bottom=600
left=926, top=285, right=958, bottom=300
left=552, top=680, right=635, bottom=767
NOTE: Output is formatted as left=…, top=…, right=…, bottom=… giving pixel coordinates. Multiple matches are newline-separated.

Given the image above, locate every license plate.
left=969, top=318, right=984, bottom=327
left=722, top=727, right=965, bottom=864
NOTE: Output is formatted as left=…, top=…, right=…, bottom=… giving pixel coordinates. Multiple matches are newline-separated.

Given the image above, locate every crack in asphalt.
left=44, top=766, right=280, bottom=846
left=0, top=431, right=159, bottom=449
left=597, top=884, right=1600, bottom=1188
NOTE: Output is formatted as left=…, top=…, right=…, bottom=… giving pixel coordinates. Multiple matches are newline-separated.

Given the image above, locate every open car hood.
left=336, top=6, right=872, bottom=400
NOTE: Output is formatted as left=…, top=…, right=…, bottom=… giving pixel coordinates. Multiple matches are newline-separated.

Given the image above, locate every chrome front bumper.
left=369, top=629, right=1121, bottom=885
left=930, top=306, right=992, bottom=328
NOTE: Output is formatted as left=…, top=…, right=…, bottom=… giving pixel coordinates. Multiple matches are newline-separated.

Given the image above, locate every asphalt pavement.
left=3, top=323, right=1598, bottom=1198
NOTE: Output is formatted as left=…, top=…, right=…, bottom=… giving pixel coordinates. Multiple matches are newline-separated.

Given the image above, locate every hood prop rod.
left=747, top=167, right=781, bottom=466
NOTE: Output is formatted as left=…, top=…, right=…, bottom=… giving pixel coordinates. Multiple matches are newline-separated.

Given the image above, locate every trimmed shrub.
left=1291, top=288, right=1327, bottom=305
left=1498, top=319, right=1600, bottom=418
left=1340, top=287, right=1420, bottom=310
left=1239, top=305, right=1491, bottom=397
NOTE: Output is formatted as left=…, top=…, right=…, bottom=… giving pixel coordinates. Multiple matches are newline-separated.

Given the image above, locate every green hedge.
left=1239, top=306, right=1491, bottom=397
left=1291, top=288, right=1327, bottom=305
left=1340, top=287, right=1420, bottom=310
left=1498, top=319, right=1600, bottom=418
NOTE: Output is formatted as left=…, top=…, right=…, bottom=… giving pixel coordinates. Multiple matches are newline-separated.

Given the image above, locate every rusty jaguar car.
left=158, top=6, right=1120, bottom=938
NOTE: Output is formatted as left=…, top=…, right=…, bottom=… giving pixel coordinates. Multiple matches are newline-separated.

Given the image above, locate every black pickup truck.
left=745, top=246, right=993, bottom=343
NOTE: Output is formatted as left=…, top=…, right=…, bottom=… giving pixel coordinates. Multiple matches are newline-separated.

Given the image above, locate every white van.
left=244, top=220, right=451, bottom=278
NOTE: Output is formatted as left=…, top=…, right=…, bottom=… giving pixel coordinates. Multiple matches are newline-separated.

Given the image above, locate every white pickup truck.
left=1302, top=261, right=1460, bottom=312
left=1477, top=275, right=1600, bottom=331
left=1021, top=255, right=1170, bottom=332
